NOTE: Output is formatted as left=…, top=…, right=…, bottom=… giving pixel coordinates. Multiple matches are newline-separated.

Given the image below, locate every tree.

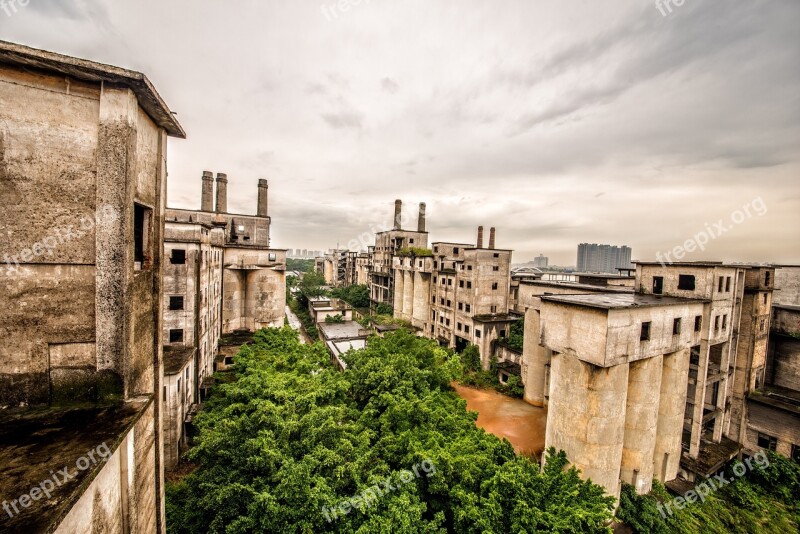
left=167, top=328, right=615, bottom=533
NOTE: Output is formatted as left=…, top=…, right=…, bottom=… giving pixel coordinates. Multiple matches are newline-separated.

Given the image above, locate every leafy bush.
left=324, top=314, right=344, bottom=324
left=397, top=247, right=433, bottom=257
left=329, top=284, right=370, bottom=308
left=167, top=328, right=615, bottom=533
left=375, top=303, right=393, bottom=315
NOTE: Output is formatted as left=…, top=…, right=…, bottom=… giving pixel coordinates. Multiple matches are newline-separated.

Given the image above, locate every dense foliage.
left=616, top=452, right=800, bottom=533
left=287, top=258, right=317, bottom=273
left=375, top=303, right=393, bottom=315
left=397, top=247, right=434, bottom=257
left=167, top=328, right=614, bottom=533
left=457, top=347, right=524, bottom=398
left=499, top=318, right=524, bottom=352
left=329, top=284, right=370, bottom=309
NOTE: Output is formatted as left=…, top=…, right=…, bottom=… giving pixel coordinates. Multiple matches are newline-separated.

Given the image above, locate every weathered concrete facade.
left=0, top=40, right=185, bottom=532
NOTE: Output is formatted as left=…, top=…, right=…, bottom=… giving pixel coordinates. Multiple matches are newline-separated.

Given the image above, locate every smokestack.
left=201, top=171, right=214, bottom=212
left=257, top=179, right=269, bottom=217
left=417, top=203, right=426, bottom=232
left=477, top=226, right=484, bottom=248
left=393, top=199, right=402, bottom=230
left=215, top=172, right=228, bottom=213
left=489, top=227, right=496, bottom=249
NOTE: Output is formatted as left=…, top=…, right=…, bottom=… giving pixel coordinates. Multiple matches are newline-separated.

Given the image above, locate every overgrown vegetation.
left=166, top=328, right=615, bottom=533
left=287, top=258, right=316, bottom=272
left=498, top=318, right=524, bottom=352
left=457, top=346, right=524, bottom=398
left=288, top=297, right=318, bottom=339
left=397, top=247, right=433, bottom=257
left=329, top=284, right=370, bottom=309
left=616, top=452, right=800, bottom=533
left=375, top=302, right=393, bottom=315
left=324, top=314, right=345, bottom=324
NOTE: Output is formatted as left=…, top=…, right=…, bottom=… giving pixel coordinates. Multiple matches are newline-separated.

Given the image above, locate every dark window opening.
left=695, top=316, right=702, bottom=332
left=726, top=277, right=731, bottom=292
left=169, top=329, right=184, bottom=343
left=718, top=277, right=724, bottom=292
left=653, top=276, right=664, bottom=295
left=169, top=296, right=185, bottom=310
left=171, top=249, right=186, bottom=265
left=765, top=272, right=771, bottom=286
left=757, top=433, right=777, bottom=452
left=673, top=318, right=681, bottom=335
left=492, top=282, right=498, bottom=290
left=134, top=203, right=153, bottom=270
left=678, top=275, right=696, bottom=291
left=640, top=322, right=651, bottom=341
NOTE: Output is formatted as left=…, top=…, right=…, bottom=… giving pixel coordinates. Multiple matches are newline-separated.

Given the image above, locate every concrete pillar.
left=412, top=271, right=430, bottom=327
left=523, top=309, right=548, bottom=406
left=489, top=227, right=496, bottom=249
left=545, top=353, right=629, bottom=499
left=393, top=199, right=402, bottom=230
left=393, top=268, right=405, bottom=317
left=477, top=226, right=484, bottom=248
left=257, top=179, right=268, bottom=217
left=418, top=203, right=426, bottom=232
left=654, top=349, right=690, bottom=484
left=621, top=355, right=663, bottom=494
left=201, top=171, right=214, bottom=212
left=96, top=85, right=138, bottom=389
left=403, top=269, right=414, bottom=320
left=215, top=173, right=228, bottom=213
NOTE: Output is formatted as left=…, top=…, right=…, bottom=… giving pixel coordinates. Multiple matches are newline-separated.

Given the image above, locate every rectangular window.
left=653, top=276, right=664, bottom=295
left=170, top=329, right=184, bottom=343
left=169, top=296, right=185, bottom=310
left=170, top=249, right=186, bottom=265
left=640, top=322, right=651, bottom=341
left=726, top=277, right=731, bottom=292
left=493, top=253, right=499, bottom=258
left=678, top=275, right=696, bottom=291
left=763, top=293, right=768, bottom=305
left=673, top=318, right=681, bottom=335
left=448, top=279, right=453, bottom=286
left=467, top=265, right=473, bottom=271
left=457, top=322, right=462, bottom=331
left=722, top=315, right=728, bottom=330
left=490, top=305, right=497, bottom=313
left=431, top=296, right=436, bottom=304
left=177, top=378, right=180, bottom=393
left=493, top=266, right=499, bottom=271
left=459, top=280, right=464, bottom=288
left=792, top=444, right=800, bottom=462
left=466, top=304, right=471, bottom=313
left=447, top=300, right=451, bottom=307
left=757, top=433, right=777, bottom=452
left=695, top=316, right=702, bottom=332
left=475, top=329, right=481, bottom=338
left=458, top=302, right=463, bottom=311
left=162, top=386, right=166, bottom=402
left=492, top=282, right=498, bottom=290
left=465, top=325, right=470, bottom=334
left=446, top=319, right=450, bottom=326
left=454, top=247, right=459, bottom=254
left=134, top=203, right=153, bottom=270
left=765, top=272, right=771, bottom=286
left=268, top=253, right=276, bottom=262
left=467, top=282, right=472, bottom=289
left=714, top=316, right=720, bottom=331
left=718, top=277, right=724, bottom=292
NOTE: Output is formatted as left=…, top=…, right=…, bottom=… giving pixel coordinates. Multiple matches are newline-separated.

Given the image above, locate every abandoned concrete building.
left=0, top=40, right=185, bottom=532
left=521, top=261, right=783, bottom=499
left=161, top=173, right=287, bottom=468
left=369, top=200, right=429, bottom=307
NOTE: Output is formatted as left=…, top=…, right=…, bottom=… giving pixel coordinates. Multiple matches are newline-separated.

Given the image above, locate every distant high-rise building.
left=576, top=243, right=632, bottom=273
left=533, top=254, right=549, bottom=268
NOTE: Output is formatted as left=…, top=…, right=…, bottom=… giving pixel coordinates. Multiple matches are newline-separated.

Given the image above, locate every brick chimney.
left=215, top=173, right=228, bottom=213
left=418, top=203, right=426, bottom=232
left=477, top=226, right=484, bottom=248
left=257, top=179, right=268, bottom=217
left=393, top=199, right=402, bottom=230
left=489, top=227, right=496, bottom=249
left=201, top=171, right=214, bottom=212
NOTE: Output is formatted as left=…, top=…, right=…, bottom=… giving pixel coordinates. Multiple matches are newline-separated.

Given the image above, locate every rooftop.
left=163, top=346, right=194, bottom=375
left=0, top=398, right=151, bottom=533
left=318, top=321, right=367, bottom=341
left=0, top=40, right=185, bottom=138
left=518, top=280, right=633, bottom=293
left=540, top=293, right=706, bottom=310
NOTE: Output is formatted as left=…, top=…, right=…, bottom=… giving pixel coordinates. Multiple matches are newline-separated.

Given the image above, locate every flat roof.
left=634, top=261, right=771, bottom=269
left=163, top=346, right=194, bottom=375
left=541, top=293, right=706, bottom=310
left=0, top=40, right=185, bottom=138
left=575, top=272, right=635, bottom=279
left=519, top=280, right=633, bottom=293
left=0, top=398, right=152, bottom=533
left=318, top=321, right=366, bottom=340
left=773, top=304, right=800, bottom=312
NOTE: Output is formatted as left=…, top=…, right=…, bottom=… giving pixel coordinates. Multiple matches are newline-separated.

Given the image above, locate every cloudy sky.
left=2, top=0, right=798, bottom=265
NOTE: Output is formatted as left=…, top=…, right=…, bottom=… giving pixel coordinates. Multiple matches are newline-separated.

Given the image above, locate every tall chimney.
left=417, top=202, right=426, bottom=232
left=201, top=171, right=214, bottom=212
left=477, top=226, right=484, bottom=248
left=257, top=179, right=269, bottom=217
left=489, top=227, right=496, bottom=249
left=393, top=199, right=402, bottom=230
left=215, top=172, right=228, bottom=213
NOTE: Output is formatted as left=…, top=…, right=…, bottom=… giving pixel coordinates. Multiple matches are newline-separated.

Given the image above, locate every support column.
left=403, top=269, right=414, bottom=320
left=545, top=353, right=629, bottom=499
left=523, top=309, right=548, bottom=407
left=412, top=271, right=430, bottom=328
left=621, top=355, right=664, bottom=494
left=654, top=348, right=691, bottom=483
left=393, top=268, right=405, bottom=317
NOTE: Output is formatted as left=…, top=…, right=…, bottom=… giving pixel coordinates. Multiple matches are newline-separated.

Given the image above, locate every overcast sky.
left=2, top=0, right=798, bottom=265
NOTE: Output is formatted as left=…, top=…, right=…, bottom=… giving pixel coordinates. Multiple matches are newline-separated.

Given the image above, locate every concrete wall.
left=774, top=266, right=800, bottom=306
left=163, top=360, right=194, bottom=469
left=55, top=401, right=157, bottom=533
left=222, top=248, right=286, bottom=332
